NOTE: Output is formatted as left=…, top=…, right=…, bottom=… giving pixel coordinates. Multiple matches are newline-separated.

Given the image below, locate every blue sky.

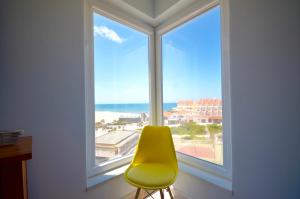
left=93, top=6, right=221, bottom=104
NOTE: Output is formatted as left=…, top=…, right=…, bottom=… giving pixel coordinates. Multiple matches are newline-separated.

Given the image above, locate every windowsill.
left=86, top=159, right=232, bottom=192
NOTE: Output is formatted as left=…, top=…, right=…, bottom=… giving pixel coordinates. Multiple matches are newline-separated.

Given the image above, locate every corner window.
left=162, top=6, right=223, bottom=165
left=85, top=0, right=231, bottom=190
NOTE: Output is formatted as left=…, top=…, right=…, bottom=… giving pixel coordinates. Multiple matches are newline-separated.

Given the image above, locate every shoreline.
left=95, top=111, right=143, bottom=123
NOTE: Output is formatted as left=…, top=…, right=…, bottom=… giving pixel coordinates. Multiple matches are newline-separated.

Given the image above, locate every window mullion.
left=155, top=31, right=164, bottom=126
left=149, top=34, right=157, bottom=125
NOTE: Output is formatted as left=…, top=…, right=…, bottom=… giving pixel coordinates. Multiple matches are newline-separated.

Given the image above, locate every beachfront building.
left=95, top=131, right=139, bottom=159
left=118, top=113, right=149, bottom=124
left=165, top=98, right=222, bottom=125
left=118, top=116, right=141, bottom=123
left=95, top=111, right=149, bottom=162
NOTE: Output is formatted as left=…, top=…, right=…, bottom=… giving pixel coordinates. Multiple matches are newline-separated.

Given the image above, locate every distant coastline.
left=95, top=103, right=176, bottom=113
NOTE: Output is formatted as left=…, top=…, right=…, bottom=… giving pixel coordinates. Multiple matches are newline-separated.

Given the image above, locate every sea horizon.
left=95, top=103, right=177, bottom=113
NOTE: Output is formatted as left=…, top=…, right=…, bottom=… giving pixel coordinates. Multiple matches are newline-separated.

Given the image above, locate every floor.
left=123, top=187, right=188, bottom=199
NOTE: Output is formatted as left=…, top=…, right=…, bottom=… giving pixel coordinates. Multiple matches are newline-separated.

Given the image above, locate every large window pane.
left=93, top=13, right=149, bottom=164
left=162, top=6, right=223, bottom=165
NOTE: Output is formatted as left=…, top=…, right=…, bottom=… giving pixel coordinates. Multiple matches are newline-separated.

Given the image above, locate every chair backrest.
left=132, top=126, right=178, bottom=172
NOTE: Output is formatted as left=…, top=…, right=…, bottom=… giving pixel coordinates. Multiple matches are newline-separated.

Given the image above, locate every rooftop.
left=96, top=131, right=136, bottom=145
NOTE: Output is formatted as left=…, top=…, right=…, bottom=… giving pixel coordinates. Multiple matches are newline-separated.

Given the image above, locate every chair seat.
left=125, top=163, right=176, bottom=189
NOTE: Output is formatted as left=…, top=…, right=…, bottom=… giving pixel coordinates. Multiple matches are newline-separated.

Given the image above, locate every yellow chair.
left=124, top=126, right=178, bottom=199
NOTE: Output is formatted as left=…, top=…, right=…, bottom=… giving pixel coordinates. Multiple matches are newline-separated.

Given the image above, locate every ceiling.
left=99, top=0, right=197, bottom=27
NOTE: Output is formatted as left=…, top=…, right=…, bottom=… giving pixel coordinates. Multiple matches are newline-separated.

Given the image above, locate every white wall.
left=155, top=0, right=179, bottom=17
left=0, top=0, right=132, bottom=198
left=1, top=0, right=300, bottom=199
left=230, top=0, right=300, bottom=198
left=123, top=0, right=154, bottom=17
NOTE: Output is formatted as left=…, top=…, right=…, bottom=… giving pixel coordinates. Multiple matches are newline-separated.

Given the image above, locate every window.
left=85, top=0, right=231, bottom=190
left=93, top=13, right=149, bottom=165
left=162, top=6, right=223, bottom=165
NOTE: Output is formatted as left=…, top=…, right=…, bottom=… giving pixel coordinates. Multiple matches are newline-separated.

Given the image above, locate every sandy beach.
left=95, top=111, right=141, bottom=123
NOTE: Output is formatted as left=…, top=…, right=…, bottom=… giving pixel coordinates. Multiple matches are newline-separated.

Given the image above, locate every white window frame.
left=84, top=0, right=155, bottom=185
left=155, top=0, right=232, bottom=190
left=84, top=0, right=232, bottom=191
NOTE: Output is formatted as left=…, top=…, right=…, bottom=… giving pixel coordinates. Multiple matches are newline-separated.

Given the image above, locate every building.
left=118, top=116, right=141, bottom=124
left=95, top=131, right=139, bottom=158
left=167, top=99, right=222, bottom=124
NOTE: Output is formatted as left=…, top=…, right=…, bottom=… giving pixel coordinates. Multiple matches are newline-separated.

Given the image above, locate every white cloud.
left=94, top=25, right=124, bottom=44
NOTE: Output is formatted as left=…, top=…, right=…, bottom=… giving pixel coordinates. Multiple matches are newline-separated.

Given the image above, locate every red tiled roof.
left=195, top=98, right=222, bottom=106
left=164, top=112, right=172, bottom=117
left=177, top=99, right=222, bottom=106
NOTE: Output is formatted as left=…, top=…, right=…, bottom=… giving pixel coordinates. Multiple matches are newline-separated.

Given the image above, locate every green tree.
left=207, top=124, right=222, bottom=138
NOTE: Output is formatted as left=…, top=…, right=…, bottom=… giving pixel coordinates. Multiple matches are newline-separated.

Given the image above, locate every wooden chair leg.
left=166, top=187, right=174, bottom=199
left=135, top=188, right=141, bottom=199
left=140, top=189, right=145, bottom=199
left=159, top=189, right=164, bottom=199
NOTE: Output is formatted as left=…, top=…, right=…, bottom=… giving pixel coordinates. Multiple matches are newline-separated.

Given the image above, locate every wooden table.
left=0, top=136, right=32, bottom=199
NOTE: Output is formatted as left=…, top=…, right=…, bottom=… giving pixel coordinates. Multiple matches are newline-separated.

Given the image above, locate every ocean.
left=95, top=103, right=176, bottom=113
